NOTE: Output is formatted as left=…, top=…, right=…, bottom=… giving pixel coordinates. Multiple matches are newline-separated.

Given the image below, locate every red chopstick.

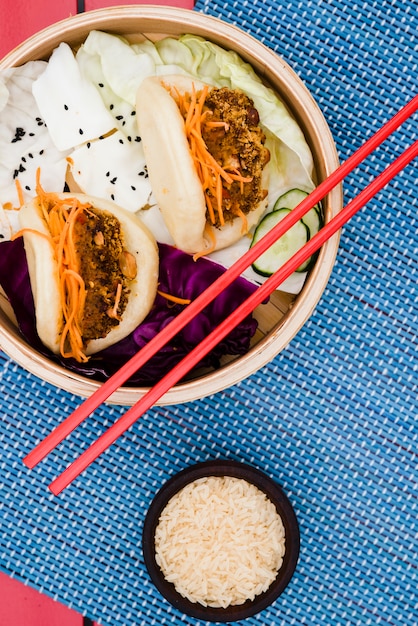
left=47, top=137, right=417, bottom=495
left=22, top=95, right=418, bottom=492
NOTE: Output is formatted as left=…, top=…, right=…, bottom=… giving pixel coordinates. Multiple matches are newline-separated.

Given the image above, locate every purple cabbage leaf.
left=0, top=239, right=262, bottom=386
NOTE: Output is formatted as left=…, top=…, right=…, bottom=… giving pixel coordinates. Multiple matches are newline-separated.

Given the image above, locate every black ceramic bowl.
left=142, top=460, right=300, bottom=622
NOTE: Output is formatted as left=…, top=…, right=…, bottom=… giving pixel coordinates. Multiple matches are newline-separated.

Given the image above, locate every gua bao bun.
left=19, top=191, right=159, bottom=362
left=136, top=75, right=270, bottom=255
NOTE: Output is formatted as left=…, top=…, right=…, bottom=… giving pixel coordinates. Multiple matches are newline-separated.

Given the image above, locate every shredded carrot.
left=31, top=168, right=93, bottom=362
left=15, top=178, right=25, bottom=207
left=11, top=228, right=52, bottom=243
left=233, top=207, right=248, bottom=235
left=59, top=268, right=87, bottom=362
left=173, top=85, right=253, bottom=234
left=157, top=290, right=191, bottom=306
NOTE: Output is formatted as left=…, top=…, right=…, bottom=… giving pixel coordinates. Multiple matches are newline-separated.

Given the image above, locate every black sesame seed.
left=29, top=133, right=35, bottom=137
left=110, top=177, right=117, bottom=184
left=98, top=83, right=104, bottom=88
left=139, top=171, right=145, bottom=176
left=110, top=104, right=114, bottom=110
left=131, top=110, right=136, bottom=116
left=106, top=171, right=110, bottom=177
left=111, top=193, right=115, bottom=201
left=127, top=136, right=132, bottom=142
left=116, top=115, right=123, bottom=121
left=11, top=127, right=25, bottom=143
left=119, top=139, right=124, bottom=145
left=39, top=149, right=44, bottom=155
left=28, top=153, right=33, bottom=158
left=79, top=128, right=84, bottom=135
left=22, top=157, right=26, bottom=162
left=64, top=104, right=69, bottom=110
left=134, top=136, right=142, bottom=143
left=87, top=142, right=91, bottom=149
left=25, top=185, right=31, bottom=191
left=19, top=164, right=26, bottom=173
left=131, top=186, right=136, bottom=191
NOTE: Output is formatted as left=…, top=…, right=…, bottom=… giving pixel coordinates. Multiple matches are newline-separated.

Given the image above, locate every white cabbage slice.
left=76, top=46, right=141, bottom=142
left=32, top=42, right=116, bottom=151
left=0, top=62, right=69, bottom=210
left=69, top=130, right=153, bottom=213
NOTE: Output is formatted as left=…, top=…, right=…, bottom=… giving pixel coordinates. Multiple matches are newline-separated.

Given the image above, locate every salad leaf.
left=153, top=34, right=315, bottom=191
left=0, top=240, right=259, bottom=386
left=78, top=31, right=314, bottom=198
left=80, top=30, right=157, bottom=106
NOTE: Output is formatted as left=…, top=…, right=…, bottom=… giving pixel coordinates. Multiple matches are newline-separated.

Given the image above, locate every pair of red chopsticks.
left=23, top=94, right=418, bottom=495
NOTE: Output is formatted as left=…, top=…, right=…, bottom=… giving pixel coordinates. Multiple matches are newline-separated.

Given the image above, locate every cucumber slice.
left=274, top=188, right=311, bottom=211
left=274, top=187, right=323, bottom=238
left=251, top=208, right=309, bottom=277
left=273, top=188, right=323, bottom=272
left=275, top=188, right=321, bottom=215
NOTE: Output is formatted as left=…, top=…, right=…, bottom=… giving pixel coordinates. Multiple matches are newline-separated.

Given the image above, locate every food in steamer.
left=136, top=75, right=271, bottom=255
left=18, top=185, right=159, bottom=363
left=0, top=31, right=320, bottom=381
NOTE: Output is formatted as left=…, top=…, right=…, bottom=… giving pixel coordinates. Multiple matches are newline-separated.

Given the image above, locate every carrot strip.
left=189, top=128, right=234, bottom=185
left=157, top=290, right=191, bottom=305
left=31, top=168, right=91, bottom=363
left=204, top=192, right=216, bottom=224
left=59, top=269, right=87, bottom=362
left=11, top=228, right=52, bottom=243
left=15, top=179, right=25, bottom=207
left=233, top=206, right=248, bottom=234
left=173, top=85, right=255, bottom=230
left=216, top=173, right=225, bottom=226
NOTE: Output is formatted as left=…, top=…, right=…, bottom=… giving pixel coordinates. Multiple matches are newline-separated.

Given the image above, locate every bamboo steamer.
left=0, top=6, right=342, bottom=405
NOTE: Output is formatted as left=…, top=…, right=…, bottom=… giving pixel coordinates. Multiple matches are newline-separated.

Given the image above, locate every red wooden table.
left=0, top=0, right=194, bottom=59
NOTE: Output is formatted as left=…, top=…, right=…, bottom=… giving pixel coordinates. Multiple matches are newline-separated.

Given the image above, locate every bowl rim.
left=142, top=459, right=300, bottom=622
left=0, top=6, right=342, bottom=405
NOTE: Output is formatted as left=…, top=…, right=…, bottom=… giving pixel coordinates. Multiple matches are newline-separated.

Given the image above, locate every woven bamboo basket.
left=0, top=6, right=342, bottom=405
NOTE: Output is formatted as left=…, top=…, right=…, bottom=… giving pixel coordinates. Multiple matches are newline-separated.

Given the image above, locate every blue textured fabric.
left=0, top=1, right=417, bottom=625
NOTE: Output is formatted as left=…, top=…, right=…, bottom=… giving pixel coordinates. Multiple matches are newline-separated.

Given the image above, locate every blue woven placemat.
left=1, top=1, right=417, bottom=624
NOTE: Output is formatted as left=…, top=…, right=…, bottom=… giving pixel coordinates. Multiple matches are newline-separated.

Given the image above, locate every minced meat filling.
left=72, top=208, right=132, bottom=342
left=201, top=87, right=270, bottom=227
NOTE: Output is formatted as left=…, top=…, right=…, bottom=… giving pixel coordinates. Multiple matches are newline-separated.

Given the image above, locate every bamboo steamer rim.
left=0, top=6, right=342, bottom=405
